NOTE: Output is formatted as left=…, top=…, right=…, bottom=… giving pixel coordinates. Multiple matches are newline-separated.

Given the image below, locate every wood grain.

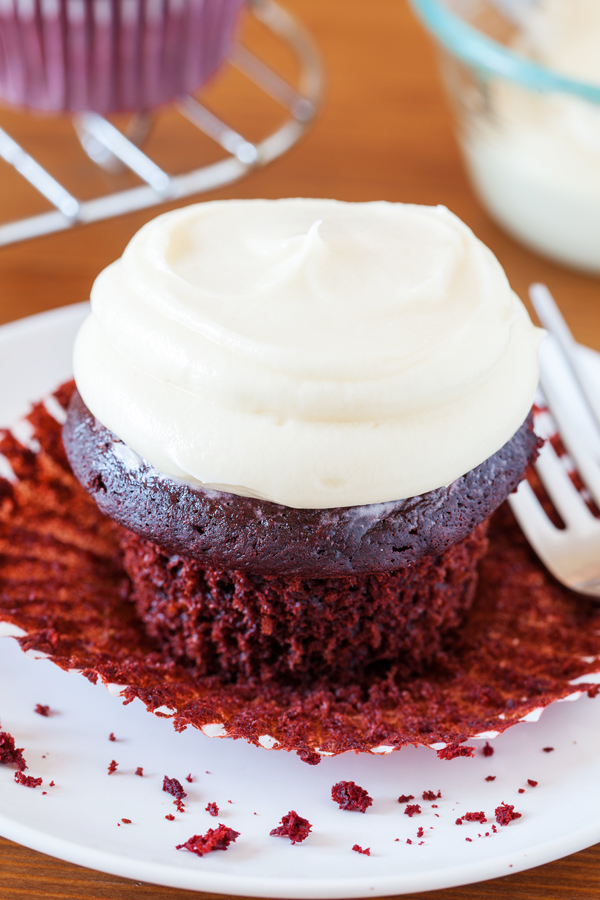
left=1, top=0, right=600, bottom=897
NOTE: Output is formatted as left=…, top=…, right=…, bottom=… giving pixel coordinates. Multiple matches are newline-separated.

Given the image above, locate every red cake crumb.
left=109, top=733, right=116, bottom=742
left=398, top=794, right=414, bottom=804
left=270, top=811, right=312, bottom=844
left=0, top=730, right=27, bottom=771
left=416, top=827, right=424, bottom=838
left=186, top=774, right=193, bottom=783
left=485, top=776, right=496, bottom=782
left=436, top=744, right=475, bottom=760
left=543, top=747, right=554, bottom=753
left=482, top=742, right=494, bottom=757
left=331, top=781, right=373, bottom=813
left=455, top=818, right=463, bottom=825
left=418, top=841, right=424, bottom=845
left=177, top=824, right=240, bottom=857
left=432, top=804, right=438, bottom=808
left=49, top=781, right=55, bottom=787
left=465, top=837, right=472, bottom=842
left=206, top=802, right=219, bottom=817
left=135, top=767, right=143, bottom=777
left=163, top=776, right=187, bottom=801
left=404, top=805, right=421, bottom=817
left=107, top=760, right=118, bottom=775
left=298, top=750, right=321, bottom=766
left=464, top=812, right=487, bottom=824
left=34, top=704, right=50, bottom=717
left=406, top=839, right=412, bottom=844
left=175, top=800, right=185, bottom=813
left=165, top=814, right=175, bottom=821
left=121, top=818, right=131, bottom=824
left=352, top=844, right=370, bottom=855
left=14, top=771, right=42, bottom=788
left=527, top=780, right=538, bottom=787
left=492, top=825, right=497, bottom=833
left=495, top=803, right=522, bottom=826
left=422, top=790, right=441, bottom=801
left=518, top=789, right=525, bottom=793
left=42, top=791, right=47, bottom=795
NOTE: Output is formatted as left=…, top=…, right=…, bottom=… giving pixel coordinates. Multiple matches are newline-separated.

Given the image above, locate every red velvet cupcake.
left=62, top=198, right=543, bottom=688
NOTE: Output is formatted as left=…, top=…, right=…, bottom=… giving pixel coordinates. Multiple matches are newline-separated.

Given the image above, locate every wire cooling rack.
left=0, top=0, right=323, bottom=247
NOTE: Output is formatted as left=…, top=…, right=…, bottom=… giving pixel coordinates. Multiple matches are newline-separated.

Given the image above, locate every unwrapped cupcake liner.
left=0, top=0, right=247, bottom=113
left=1, top=384, right=600, bottom=764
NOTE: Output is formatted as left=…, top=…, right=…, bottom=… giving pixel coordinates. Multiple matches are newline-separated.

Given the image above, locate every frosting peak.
left=73, top=198, right=541, bottom=508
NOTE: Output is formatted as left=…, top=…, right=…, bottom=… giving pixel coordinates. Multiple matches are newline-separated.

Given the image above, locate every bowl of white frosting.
left=410, top=0, right=600, bottom=274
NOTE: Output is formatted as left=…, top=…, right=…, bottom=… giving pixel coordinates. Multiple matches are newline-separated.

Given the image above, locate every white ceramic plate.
left=2, top=304, right=600, bottom=898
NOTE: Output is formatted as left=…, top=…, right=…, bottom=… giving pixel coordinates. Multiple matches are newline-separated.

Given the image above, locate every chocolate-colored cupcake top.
left=64, top=390, right=540, bottom=576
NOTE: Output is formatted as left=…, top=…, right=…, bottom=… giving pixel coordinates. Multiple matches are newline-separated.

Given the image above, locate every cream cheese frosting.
left=73, top=198, right=541, bottom=508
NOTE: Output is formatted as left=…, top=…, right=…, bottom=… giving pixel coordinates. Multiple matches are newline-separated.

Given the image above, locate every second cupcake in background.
left=63, top=198, right=542, bottom=686
left=0, top=0, right=247, bottom=113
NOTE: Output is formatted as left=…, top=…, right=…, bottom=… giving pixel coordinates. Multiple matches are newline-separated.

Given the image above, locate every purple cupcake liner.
left=0, top=0, right=247, bottom=113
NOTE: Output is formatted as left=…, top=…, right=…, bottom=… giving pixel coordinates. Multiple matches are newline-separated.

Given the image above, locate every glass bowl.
left=409, top=0, right=600, bottom=274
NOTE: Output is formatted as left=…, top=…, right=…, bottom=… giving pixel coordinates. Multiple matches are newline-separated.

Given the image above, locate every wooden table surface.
left=1, top=1, right=600, bottom=897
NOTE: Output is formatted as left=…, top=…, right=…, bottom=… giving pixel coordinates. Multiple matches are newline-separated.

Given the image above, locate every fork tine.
left=534, top=439, right=594, bottom=530
left=539, top=365, right=600, bottom=510
left=509, top=481, right=600, bottom=594
left=506, top=284, right=600, bottom=595
left=530, top=283, right=600, bottom=433
left=508, top=480, right=562, bottom=569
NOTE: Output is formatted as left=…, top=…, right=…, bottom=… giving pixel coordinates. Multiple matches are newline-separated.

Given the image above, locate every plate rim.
left=1, top=776, right=600, bottom=899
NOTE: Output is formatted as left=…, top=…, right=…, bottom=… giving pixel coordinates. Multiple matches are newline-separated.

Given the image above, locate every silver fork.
left=508, top=284, right=600, bottom=597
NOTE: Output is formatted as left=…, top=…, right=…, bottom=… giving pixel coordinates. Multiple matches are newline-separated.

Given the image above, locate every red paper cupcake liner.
left=1, top=382, right=600, bottom=765
left=0, top=0, right=246, bottom=113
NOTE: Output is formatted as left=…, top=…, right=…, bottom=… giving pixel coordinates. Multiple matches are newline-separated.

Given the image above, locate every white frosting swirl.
left=73, top=199, right=541, bottom=508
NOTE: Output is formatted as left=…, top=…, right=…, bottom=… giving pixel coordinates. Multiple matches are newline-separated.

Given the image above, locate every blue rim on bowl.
left=408, top=0, right=600, bottom=104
